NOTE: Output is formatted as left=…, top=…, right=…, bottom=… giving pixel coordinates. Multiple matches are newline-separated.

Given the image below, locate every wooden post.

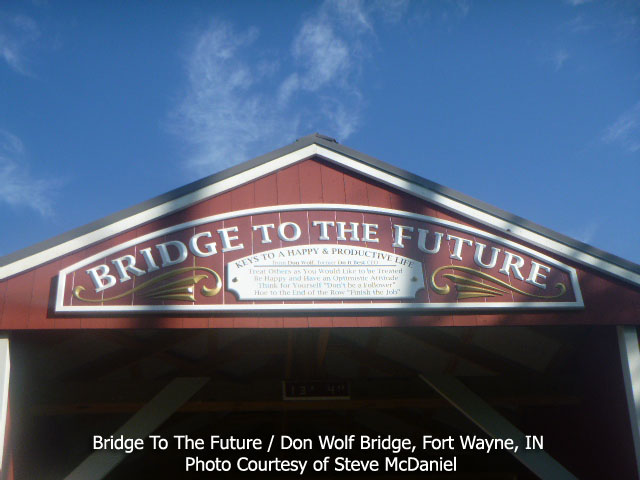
left=618, top=326, right=640, bottom=479
left=0, top=339, right=10, bottom=480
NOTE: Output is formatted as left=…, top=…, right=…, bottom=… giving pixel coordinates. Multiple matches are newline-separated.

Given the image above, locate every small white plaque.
left=226, top=245, right=425, bottom=300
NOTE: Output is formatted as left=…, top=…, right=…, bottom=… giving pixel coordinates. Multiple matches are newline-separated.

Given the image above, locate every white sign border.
left=55, top=204, right=584, bottom=314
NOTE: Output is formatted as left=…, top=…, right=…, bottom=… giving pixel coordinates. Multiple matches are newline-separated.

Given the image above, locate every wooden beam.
left=34, top=394, right=579, bottom=416
left=419, top=373, right=577, bottom=480
left=412, top=329, right=536, bottom=376
left=0, top=339, right=9, bottom=476
left=55, top=332, right=201, bottom=383
left=444, top=330, right=475, bottom=374
left=316, top=329, right=330, bottom=372
left=64, top=377, right=208, bottom=480
left=357, top=330, right=381, bottom=378
left=618, top=326, right=640, bottom=479
left=285, top=331, right=294, bottom=379
left=334, top=337, right=416, bottom=377
left=334, top=329, right=577, bottom=479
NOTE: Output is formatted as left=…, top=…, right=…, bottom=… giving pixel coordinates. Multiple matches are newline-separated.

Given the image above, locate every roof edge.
left=0, top=133, right=639, bottom=284
left=0, top=135, right=321, bottom=270
left=311, top=137, right=640, bottom=277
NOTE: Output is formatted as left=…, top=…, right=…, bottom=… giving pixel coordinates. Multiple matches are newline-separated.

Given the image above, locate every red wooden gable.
left=0, top=137, right=638, bottom=329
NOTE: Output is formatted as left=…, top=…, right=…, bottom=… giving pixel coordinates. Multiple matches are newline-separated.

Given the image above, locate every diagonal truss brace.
left=334, top=328, right=577, bottom=478
left=419, top=373, right=577, bottom=480
left=64, top=377, right=208, bottom=480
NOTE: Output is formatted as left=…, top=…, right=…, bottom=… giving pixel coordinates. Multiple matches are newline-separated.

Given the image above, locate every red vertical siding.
left=308, top=317, right=333, bottom=328
left=231, top=183, right=255, bottom=211
left=1, top=272, right=34, bottom=329
left=299, top=161, right=323, bottom=203
left=0, top=282, right=7, bottom=328
left=366, top=181, right=392, bottom=209
left=254, top=174, right=278, bottom=207
left=320, top=164, right=346, bottom=204
left=343, top=174, right=368, bottom=205
left=277, top=165, right=301, bottom=204
left=27, top=263, right=58, bottom=329
left=0, top=156, right=639, bottom=329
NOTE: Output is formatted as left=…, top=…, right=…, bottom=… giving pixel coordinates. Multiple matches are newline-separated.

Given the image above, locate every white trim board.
left=1, top=141, right=639, bottom=290
left=0, top=339, right=9, bottom=471
left=0, top=144, right=317, bottom=281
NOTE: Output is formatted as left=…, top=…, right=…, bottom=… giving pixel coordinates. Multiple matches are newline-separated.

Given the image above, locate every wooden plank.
left=365, top=181, right=391, bottom=208
left=298, top=160, right=323, bottom=203
left=1, top=273, right=34, bottom=329
left=276, top=164, right=301, bottom=204
left=343, top=173, right=368, bottom=205
left=233, top=318, right=260, bottom=328
left=320, top=164, right=346, bottom=203
left=308, top=317, right=333, bottom=328
left=257, top=317, right=283, bottom=328
left=253, top=174, right=278, bottom=207
left=28, top=262, right=61, bottom=329
left=283, top=317, right=308, bottom=328
left=33, top=394, right=580, bottom=416
left=230, top=182, right=255, bottom=211
left=210, top=317, right=234, bottom=329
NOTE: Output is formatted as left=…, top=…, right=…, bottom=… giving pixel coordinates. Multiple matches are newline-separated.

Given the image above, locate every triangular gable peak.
left=0, top=134, right=638, bottom=328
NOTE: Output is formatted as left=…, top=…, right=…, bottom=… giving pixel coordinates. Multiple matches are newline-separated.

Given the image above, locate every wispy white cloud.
left=169, top=21, right=289, bottom=171
left=0, top=13, right=39, bottom=75
left=437, top=0, right=471, bottom=22
left=566, top=14, right=593, bottom=33
left=602, top=101, right=640, bottom=153
left=552, top=49, right=569, bottom=70
left=0, top=129, right=57, bottom=216
left=372, top=0, right=410, bottom=24
left=565, top=0, right=593, bottom=6
left=291, top=22, right=351, bottom=93
left=454, top=0, right=471, bottom=17
left=170, top=0, right=410, bottom=173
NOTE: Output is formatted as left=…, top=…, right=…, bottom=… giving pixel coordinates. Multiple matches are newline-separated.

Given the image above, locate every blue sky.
left=1, top=0, right=639, bottom=265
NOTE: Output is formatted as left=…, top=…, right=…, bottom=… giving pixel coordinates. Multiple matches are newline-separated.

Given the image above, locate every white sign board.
left=226, top=245, right=425, bottom=300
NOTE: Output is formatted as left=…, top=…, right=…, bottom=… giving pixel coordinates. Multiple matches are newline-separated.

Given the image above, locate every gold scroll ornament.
left=73, top=266, right=222, bottom=303
left=429, top=265, right=566, bottom=300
